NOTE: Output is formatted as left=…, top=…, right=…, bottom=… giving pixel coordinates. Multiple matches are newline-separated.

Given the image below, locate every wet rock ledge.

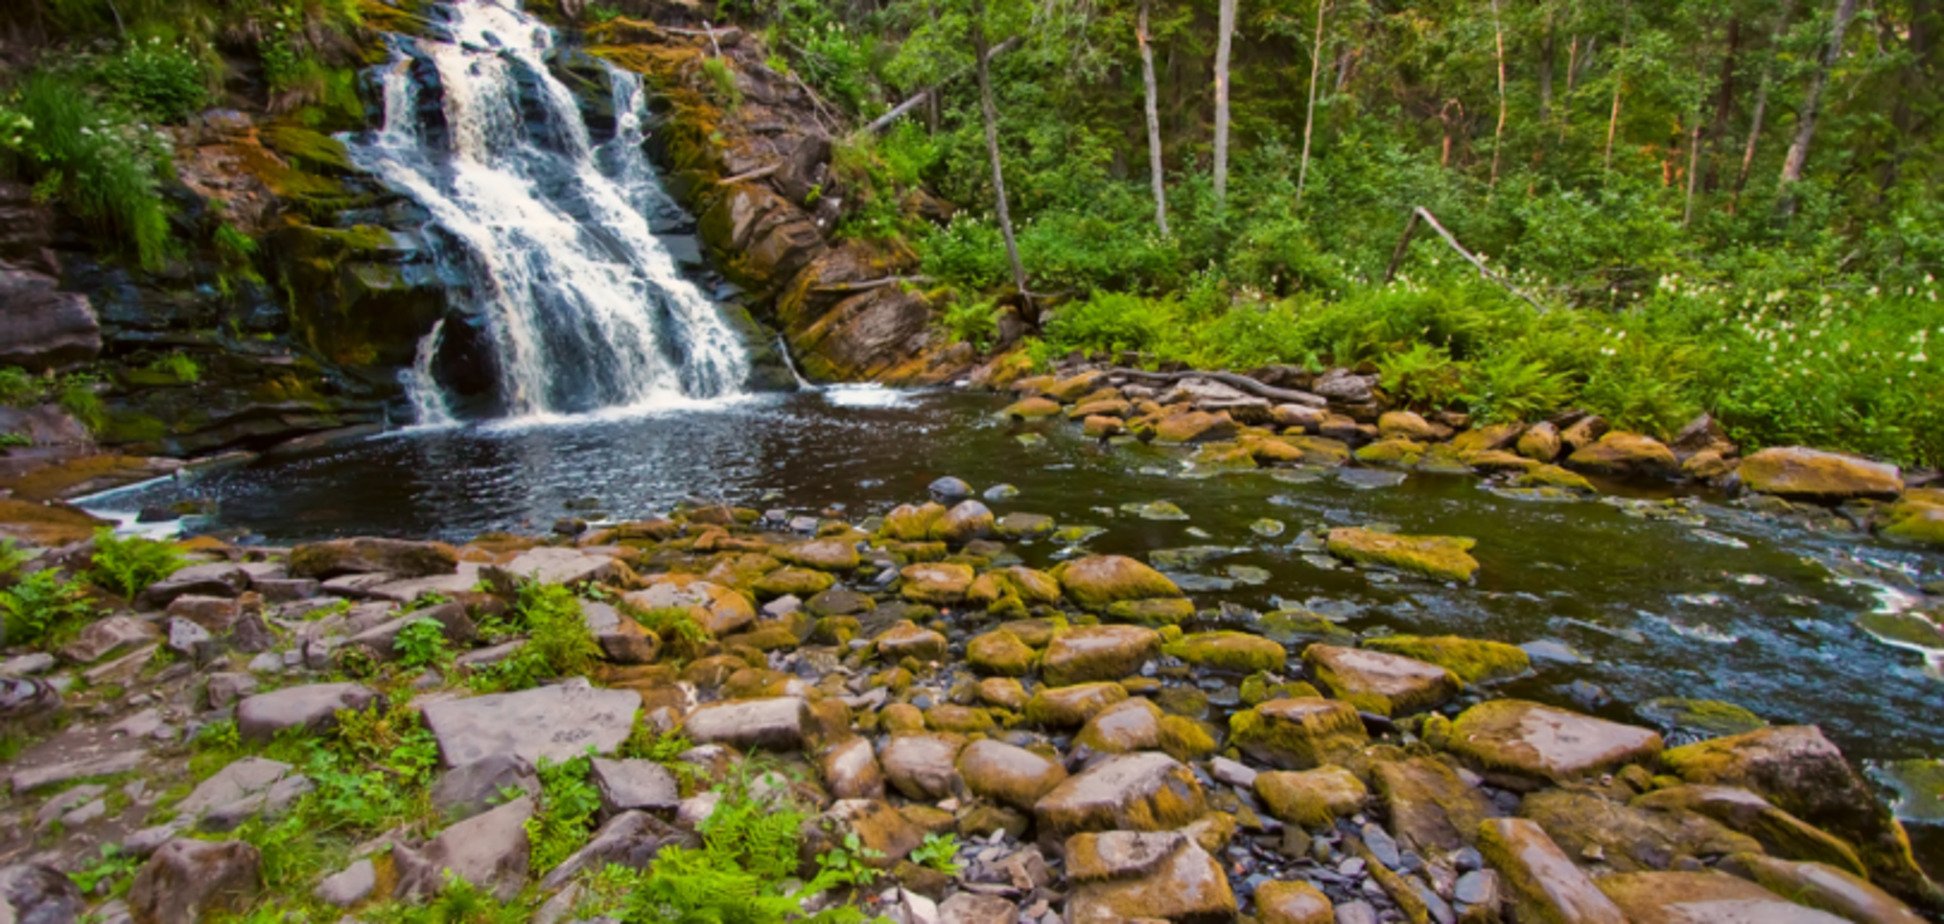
left=1, top=485, right=1939, bottom=922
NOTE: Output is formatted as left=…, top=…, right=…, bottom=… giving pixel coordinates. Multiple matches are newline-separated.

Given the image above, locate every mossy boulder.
left=1478, top=817, right=1629, bottom=924
left=1372, top=755, right=1497, bottom=853
left=1360, top=635, right=1531, bottom=684
left=1301, top=644, right=1459, bottom=716
left=1074, top=697, right=1168, bottom=754
left=1257, top=609, right=1357, bottom=646
left=1354, top=438, right=1426, bottom=467
left=1255, top=766, right=1368, bottom=829
left=1053, top=555, right=1186, bottom=612
left=1661, top=725, right=1941, bottom=909
left=1739, top=446, right=1904, bottom=501
left=1164, top=631, right=1287, bottom=673
left=777, top=538, right=860, bottom=571
left=1001, top=396, right=1062, bottom=420
left=1150, top=409, right=1239, bottom=444
left=958, top=739, right=1068, bottom=810
left=1325, top=527, right=1479, bottom=582
left=1025, top=683, right=1129, bottom=728
left=1879, top=491, right=1944, bottom=547
left=1064, top=831, right=1237, bottom=922
left=1228, top=698, right=1368, bottom=770
left=881, top=502, right=948, bottom=541
left=1512, top=463, right=1596, bottom=492
left=1448, top=699, right=1663, bottom=782
left=966, top=566, right=1061, bottom=613
left=1633, top=785, right=1866, bottom=878
left=897, top=562, right=975, bottom=604
left=1636, top=697, right=1768, bottom=739
left=995, top=512, right=1057, bottom=539
left=1597, top=870, right=1853, bottom=923
left=1521, top=788, right=1762, bottom=872
left=1033, top=752, right=1209, bottom=836
left=1565, top=431, right=1681, bottom=481
left=751, top=567, right=835, bottom=598
left=935, top=500, right=995, bottom=544
left=874, top=621, right=948, bottom=662
left=1042, top=625, right=1161, bottom=686
left=967, top=629, right=1037, bottom=676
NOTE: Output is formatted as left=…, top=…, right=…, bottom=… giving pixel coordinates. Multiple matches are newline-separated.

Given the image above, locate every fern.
left=525, top=752, right=601, bottom=874
left=88, top=528, right=184, bottom=598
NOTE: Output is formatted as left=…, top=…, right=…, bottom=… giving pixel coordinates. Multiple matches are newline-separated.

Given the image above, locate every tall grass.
left=1, top=73, right=172, bottom=268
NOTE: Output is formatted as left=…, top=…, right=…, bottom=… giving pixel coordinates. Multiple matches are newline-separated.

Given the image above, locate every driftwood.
left=1384, top=206, right=1548, bottom=313
left=810, top=275, right=931, bottom=295
left=1104, top=367, right=1328, bottom=408
left=857, top=37, right=1023, bottom=137
left=716, top=164, right=780, bottom=185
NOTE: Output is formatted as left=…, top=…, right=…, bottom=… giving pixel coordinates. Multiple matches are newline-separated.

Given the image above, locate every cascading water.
left=347, top=0, right=750, bottom=422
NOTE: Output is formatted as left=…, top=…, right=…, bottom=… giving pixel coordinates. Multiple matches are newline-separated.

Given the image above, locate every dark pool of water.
left=87, top=385, right=1944, bottom=867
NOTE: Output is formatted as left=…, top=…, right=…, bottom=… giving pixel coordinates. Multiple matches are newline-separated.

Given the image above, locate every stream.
left=81, top=386, right=1944, bottom=872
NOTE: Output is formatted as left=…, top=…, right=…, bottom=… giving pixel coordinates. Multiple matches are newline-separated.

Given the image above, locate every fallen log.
left=1104, top=367, right=1328, bottom=408
left=1384, top=205, right=1548, bottom=314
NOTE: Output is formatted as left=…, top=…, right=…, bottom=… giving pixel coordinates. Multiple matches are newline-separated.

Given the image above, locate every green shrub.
left=525, top=752, right=601, bottom=873
left=939, top=296, right=1000, bottom=350
left=394, top=617, right=452, bottom=671
left=56, top=374, right=105, bottom=431
left=88, top=528, right=185, bottom=598
left=700, top=57, right=742, bottom=110
left=910, top=832, right=962, bottom=875
left=97, top=37, right=209, bottom=123
left=0, top=367, right=41, bottom=406
left=1, top=73, right=172, bottom=267
left=0, top=569, right=95, bottom=647
left=146, top=352, right=201, bottom=384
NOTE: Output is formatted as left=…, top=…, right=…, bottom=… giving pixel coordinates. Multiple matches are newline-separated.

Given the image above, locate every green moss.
left=1105, top=597, right=1196, bottom=625
left=260, top=124, right=355, bottom=174
left=1361, top=635, right=1531, bottom=684
left=1239, top=672, right=1323, bottom=706
left=967, top=630, right=1037, bottom=676
left=1256, top=609, right=1358, bottom=645
left=1354, top=438, right=1426, bottom=467
left=1636, top=697, right=1768, bottom=738
left=1228, top=697, right=1367, bottom=770
left=1158, top=715, right=1217, bottom=761
left=1325, top=527, right=1480, bottom=582
left=1513, top=463, right=1597, bottom=492
left=1165, top=631, right=1287, bottom=673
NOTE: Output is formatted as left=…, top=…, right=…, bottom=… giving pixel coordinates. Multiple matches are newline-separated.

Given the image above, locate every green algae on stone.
left=751, top=566, right=834, bottom=598
left=1256, top=609, right=1358, bottom=646
left=1325, top=527, right=1480, bottom=582
left=1164, top=631, right=1287, bottom=674
left=1512, top=463, right=1596, bottom=492
left=1255, top=765, right=1368, bottom=828
left=1228, top=697, right=1369, bottom=770
left=1635, top=697, right=1769, bottom=739
left=1239, top=673, right=1324, bottom=707
left=1025, top=682, right=1130, bottom=727
left=1353, top=438, right=1426, bottom=468
left=967, top=629, right=1038, bottom=676
left=1120, top=500, right=1191, bottom=521
left=1053, top=555, right=1185, bottom=611
left=1361, top=634, right=1531, bottom=684
left=1001, top=396, right=1062, bottom=419
left=1250, top=518, right=1286, bottom=538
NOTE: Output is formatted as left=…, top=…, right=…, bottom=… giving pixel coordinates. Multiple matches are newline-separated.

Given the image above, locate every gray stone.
left=683, top=696, right=810, bottom=751
left=1033, top=752, right=1208, bottom=837
left=421, top=681, right=638, bottom=768
left=0, top=652, right=56, bottom=676
left=929, top=476, right=974, bottom=502
left=1209, top=756, right=1257, bottom=789
left=880, top=734, right=966, bottom=801
left=138, top=563, right=249, bottom=608
left=287, top=537, right=458, bottom=580
left=121, top=822, right=189, bottom=858
left=128, top=839, right=261, bottom=924
left=59, top=616, right=159, bottom=664
left=204, top=673, right=257, bottom=709
left=163, top=595, right=241, bottom=632
left=313, top=858, right=376, bottom=908
left=538, top=810, right=692, bottom=890
left=485, top=547, right=624, bottom=589
left=235, top=682, right=379, bottom=742
left=431, top=753, right=540, bottom=821
left=35, top=783, right=106, bottom=831
left=940, top=892, right=1017, bottom=924
left=582, top=602, right=659, bottom=664
left=11, top=749, right=145, bottom=794
left=0, top=268, right=100, bottom=371
left=590, top=758, right=681, bottom=816
left=393, top=795, right=533, bottom=902
left=177, top=757, right=312, bottom=832
left=164, top=618, right=213, bottom=660
left=250, top=577, right=320, bottom=602
left=341, top=602, right=476, bottom=660
left=0, top=862, right=85, bottom=924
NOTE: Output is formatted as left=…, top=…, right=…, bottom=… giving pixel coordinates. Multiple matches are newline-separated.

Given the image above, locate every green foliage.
left=909, top=833, right=961, bottom=876
left=701, top=57, right=743, bottom=110
left=0, top=431, right=30, bottom=449
left=0, top=540, right=29, bottom=579
left=469, top=581, right=599, bottom=691
left=56, top=374, right=104, bottom=431
left=88, top=528, right=184, bottom=598
left=525, top=752, right=601, bottom=874
left=96, top=37, right=209, bottom=123
left=628, top=604, right=710, bottom=661
left=621, top=715, right=693, bottom=765
left=394, top=617, right=452, bottom=671
left=301, top=701, right=440, bottom=830
left=146, top=352, right=201, bottom=384
left=0, top=73, right=172, bottom=267
left=0, top=568, right=95, bottom=648
left=616, top=762, right=872, bottom=924
left=0, top=367, right=41, bottom=406
left=71, top=845, right=140, bottom=899
left=939, top=296, right=1000, bottom=350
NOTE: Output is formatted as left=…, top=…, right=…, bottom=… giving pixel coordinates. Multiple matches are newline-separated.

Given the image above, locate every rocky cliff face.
left=579, top=15, right=974, bottom=384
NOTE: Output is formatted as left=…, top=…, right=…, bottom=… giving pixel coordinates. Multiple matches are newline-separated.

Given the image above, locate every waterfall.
left=347, top=0, right=750, bottom=422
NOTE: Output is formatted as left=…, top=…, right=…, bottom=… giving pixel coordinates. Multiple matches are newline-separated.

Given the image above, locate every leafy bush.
left=394, top=617, right=452, bottom=671
left=910, top=832, right=962, bottom=875
left=469, top=582, right=599, bottom=691
left=0, top=73, right=172, bottom=267
left=700, top=57, right=742, bottom=110
left=89, top=528, right=184, bottom=598
left=97, top=37, right=208, bottom=123
left=0, top=569, right=95, bottom=647
left=939, top=297, right=1000, bottom=350
left=525, top=752, right=601, bottom=874
left=0, top=367, right=40, bottom=406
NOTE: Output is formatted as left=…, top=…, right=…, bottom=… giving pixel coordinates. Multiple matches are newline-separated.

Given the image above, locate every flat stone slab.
left=1478, top=817, right=1626, bottom=924
left=683, top=697, right=810, bottom=751
left=1448, top=699, right=1662, bottom=781
left=393, top=795, right=533, bottom=902
left=236, top=682, right=379, bottom=742
left=11, top=748, right=147, bottom=793
left=1303, top=644, right=1458, bottom=716
left=1597, top=870, right=1849, bottom=923
left=420, top=681, right=639, bottom=768
left=485, top=547, right=624, bottom=589
left=1033, top=752, right=1207, bottom=837
left=176, top=757, right=312, bottom=831
left=590, top=758, right=680, bottom=815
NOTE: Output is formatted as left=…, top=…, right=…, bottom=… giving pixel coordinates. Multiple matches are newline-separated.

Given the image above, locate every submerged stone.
left=1360, top=634, right=1531, bottom=684
left=1325, top=527, right=1479, bottom=582
left=1164, top=631, right=1286, bottom=674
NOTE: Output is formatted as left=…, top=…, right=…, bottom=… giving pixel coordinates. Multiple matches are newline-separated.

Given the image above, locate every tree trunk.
left=1603, top=76, right=1623, bottom=173
left=1212, top=0, right=1237, bottom=209
left=972, top=0, right=1028, bottom=302
left=1538, top=13, right=1555, bottom=124
left=1138, top=0, right=1171, bottom=235
left=1489, top=0, right=1508, bottom=189
left=1560, top=35, right=1579, bottom=142
left=1296, top=0, right=1328, bottom=204
left=1733, top=0, right=1798, bottom=211
left=1703, top=15, right=1742, bottom=189
left=1877, top=0, right=1939, bottom=195
left=1777, top=0, right=1860, bottom=214
left=1683, top=119, right=1703, bottom=226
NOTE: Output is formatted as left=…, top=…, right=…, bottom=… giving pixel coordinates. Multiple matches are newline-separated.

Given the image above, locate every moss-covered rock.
left=967, top=629, right=1037, bottom=676
left=1739, top=446, right=1904, bottom=501
left=1477, top=817, right=1629, bottom=924
left=1449, top=699, right=1663, bottom=782
left=1053, top=555, right=1186, bottom=611
left=1303, top=643, right=1459, bottom=716
left=1521, top=788, right=1762, bottom=872
left=751, top=566, right=834, bottom=598
left=966, top=566, right=1061, bottom=613
left=874, top=620, right=948, bottom=662
left=881, top=502, right=948, bottom=541
left=1361, top=635, right=1531, bottom=684
left=1565, top=431, right=1682, bottom=481
left=1164, top=631, right=1288, bottom=673
left=1001, top=396, right=1062, bottom=420
left=1255, top=765, right=1368, bottom=829
left=1025, top=682, right=1129, bottom=728
left=777, top=538, right=860, bottom=571
left=1878, top=489, right=1944, bottom=546
left=1633, top=785, right=1866, bottom=878
left=958, top=739, right=1067, bottom=810
left=897, top=562, right=974, bottom=604
left=1513, top=463, right=1596, bottom=492
left=1325, top=527, right=1479, bottom=582
left=1228, top=698, right=1368, bottom=770
left=1354, top=438, right=1426, bottom=467
left=1371, top=755, right=1496, bottom=853
left=1636, top=697, right=1768, bottom=739
left=1043, top=625, right=1161, bottom=686
left=1033, top=752, right=1209, bottom=836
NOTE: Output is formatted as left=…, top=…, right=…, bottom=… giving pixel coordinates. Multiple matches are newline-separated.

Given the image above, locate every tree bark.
left=1295, top=0, right=1328, bottom=204
left=1384, top=206, right=1549, bottom=313
left=1777, top=0, right=1860, bottom=214
left=1732, top=0, right=1799, bottom=211
left=1138, top=0, right=1171, bottom=235
left=1560, top=35, right=1579, bottom=142
left=1489, top=0, right=1508, bottom=189
left=858, top=36, right=1021, bottom=136
left=1538, top=12, right=1555, bottom=124
left=971, top=0, right=1029, bottom=303
left=1212, top=0, right=1237, bottom=209
left=1683, top=119, right=1703, bottom=226
left=1704, top=15, right=1742, bottom=189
